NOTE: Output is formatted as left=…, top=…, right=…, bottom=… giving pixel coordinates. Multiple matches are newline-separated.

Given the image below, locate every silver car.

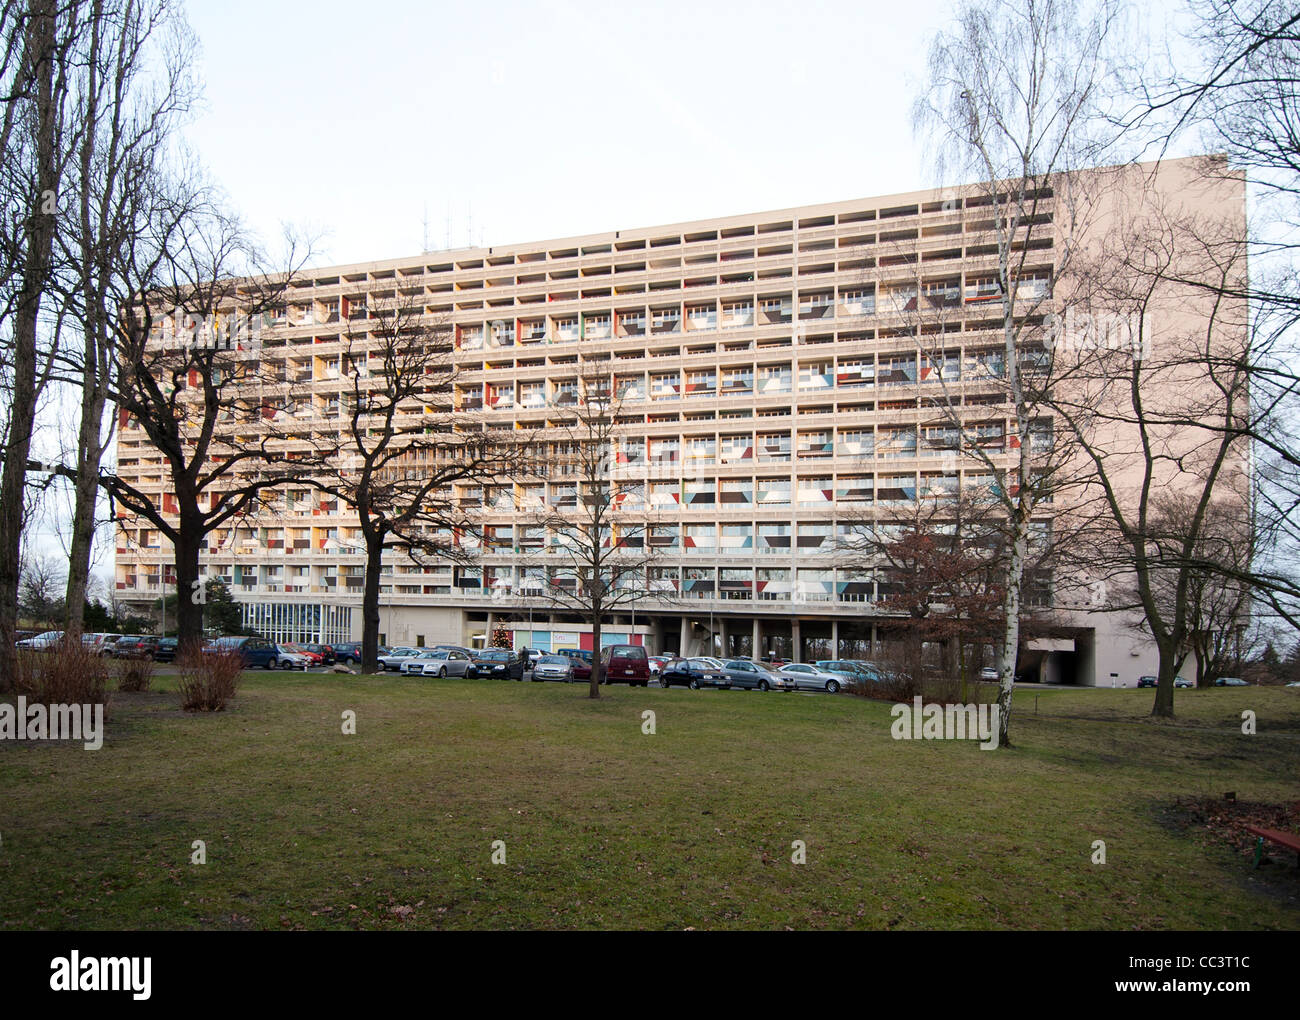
left=417, top=649, right=473, bottom=677
left=779, top=662, right=847, bottom=693
left=378, top=647, right=421, bottom=671
left=531, top=654, right=573, bottom=682
left=400, top=650, right=443, bottom=675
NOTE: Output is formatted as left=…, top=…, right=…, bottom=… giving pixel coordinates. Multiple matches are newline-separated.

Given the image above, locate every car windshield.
left=479, top=651, right=508, bottom=660
left=538, top=656, right=566, bottom=665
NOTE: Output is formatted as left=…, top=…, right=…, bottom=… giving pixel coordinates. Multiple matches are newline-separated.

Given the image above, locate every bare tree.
left=0, top=0, right=81, bottom=687
left=49, top=0, right=198, bottom=641
left=1131, top=0, right=1300, bottom=639
left=18, top=547, right=64, bottom=627
left=317, top=294, right=512, bottom=673
left=101, top=206, right=324, bottom=651
left=519, top=365, right=662, bottom=698
left=839, top=490, right=1007, bottom=699
left=913, top=0, right=1125, bottom=743
left=1049, top=170, right=1254, bottom=715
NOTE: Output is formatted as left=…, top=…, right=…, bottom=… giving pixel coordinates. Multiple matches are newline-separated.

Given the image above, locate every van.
left=599, top=644, right=649, bottom=686
left=210, top=635, right=277, bottom=669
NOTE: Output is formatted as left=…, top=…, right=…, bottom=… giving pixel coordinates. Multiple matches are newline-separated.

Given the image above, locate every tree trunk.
left=0, top=0, right=61, bottom=690
left=362, top=531, right=383, bottom=673
left=995, top=525, right=1027, bottom=748
left=589, top=612, right=602, bottom=698
left=63, top=378, right=108, bottom=641
left=1151, top=640, right=1177, bottom=717
left=172, top=522, right=205, bottom=652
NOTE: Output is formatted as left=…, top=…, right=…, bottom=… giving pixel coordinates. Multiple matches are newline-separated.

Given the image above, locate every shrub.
left=116, top=656, right=155, bottom=693
left=176, top=646, right=241, bottom=712
left=14, top=642, right=112, bottom=716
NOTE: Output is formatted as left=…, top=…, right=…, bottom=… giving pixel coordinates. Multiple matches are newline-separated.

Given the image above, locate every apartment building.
left=112, top=157, right=1244, bottom=685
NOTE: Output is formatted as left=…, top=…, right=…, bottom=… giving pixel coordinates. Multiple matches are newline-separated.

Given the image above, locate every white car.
left=415, top=649, right=474, bottom=677
left=271, top=644, right=311, bottom=670
left=16, top=630, right=63, bottom=651
left=378, top=647, right=421, bottom=671
left=400, top=650, right=443, bottom=675
left=778, top=662, right=847, bottom=693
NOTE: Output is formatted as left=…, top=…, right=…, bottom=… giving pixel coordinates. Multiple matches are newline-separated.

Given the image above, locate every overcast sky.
left=184, top=0, right=991, bottom=264
left=38, top=0, right=1198, bottom=589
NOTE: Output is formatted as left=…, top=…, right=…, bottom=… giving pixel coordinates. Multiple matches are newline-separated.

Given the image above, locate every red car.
left=568, top=655, right=592, bottom=681
left=285, top=643, right=323, bottom=666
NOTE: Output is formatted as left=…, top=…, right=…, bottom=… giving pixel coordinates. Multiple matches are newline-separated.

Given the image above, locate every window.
left=757, top=478, right=791, bottom=505
left=720, top=568, right=753, bottom=599
left=796, top=476, right=832, bottom=507
left=840, top=288, right=875, bottom=315
left=757, top=364, right=792, bottom=394
left=684, top=479, right=715, bottom=508
left=799, top=362, right=833, bottom=391
left=685, top=370, right=716, bottom=397
left=684, top=523, right=716, bottom=552
left=757, top=432, right=791, bottom=461
left=835, top=475, right=872, bottom=502
left=757, top=568, right=791, bottom=600
left=651, top=372, right=680, bottom=400
left=721, top=366, right=753, bottom=393
left=720, top=524, right=753, bottom=551
left=719, top=478, right=752, bottom=505
left=757, top=523, right=790, bottom=554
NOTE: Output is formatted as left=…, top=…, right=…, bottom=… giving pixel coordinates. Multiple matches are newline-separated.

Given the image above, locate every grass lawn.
left=1, top=673, right=1297, bottom=930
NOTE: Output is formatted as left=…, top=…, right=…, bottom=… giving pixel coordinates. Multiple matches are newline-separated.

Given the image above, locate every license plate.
left=625, top=669, right=634, bottom=675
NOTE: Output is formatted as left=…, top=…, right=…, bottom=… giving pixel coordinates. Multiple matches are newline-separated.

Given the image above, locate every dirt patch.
left=1168, top=795, right=1300, bottom=869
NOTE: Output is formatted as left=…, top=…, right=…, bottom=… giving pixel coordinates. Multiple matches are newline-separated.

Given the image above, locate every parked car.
left=1214, top=677, right=1249, bottom=687
left=660, top=657, right=729, bottom=690
left=208, top=635, right=278, bottom=669
left=330, top=643, right=389, bottom=665
left=779, top=662, right=847, bottom=693
left=16, top=630, right=64, bottom=651
left=154, top=637, right=179, bottom=663
left=378, top=647, right=422, bottom=671
left=112, top=635, right=159, bottom=660
left=556, top=647, right=593, bottom=664
left=81, top=632, right=120, bottom=656
left=1174, top=677, right=1194, bottom=688
left=302, top=643, right=336, bottom=665
left=283, top=643, right=323, bottom=666
left=979, top=666, right=1000, bottom=681
left=531, top=654, right=573, bottom=682
left=413, top=648, right=474, bottom=678
left=568, top=656, right=593, bottom=682
left=648, top=655, right=669, bottom=677
left=467, top=648, right=524, bottom=680
left=399, top=650, right=442, bottom=675
left=599, top=644, right=650, bottom=686
left=271, top=644, right=312, bottom=670
left=1137, top=675, right=1157, bottom=688
left=815, top=660, right=871, bottom=687
left=715, top=658, right=783, bottom=690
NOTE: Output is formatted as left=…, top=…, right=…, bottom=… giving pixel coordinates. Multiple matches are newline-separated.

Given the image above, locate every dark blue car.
left=209, top=635, right=278, bottom=669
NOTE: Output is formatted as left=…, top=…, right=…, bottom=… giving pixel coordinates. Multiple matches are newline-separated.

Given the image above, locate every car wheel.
left=689, top=678, right=700, bottom=690
left=758, top=679, right=769, bottom=692
left=438, top=667, right=447, bottom=678
left=826, top=680, right=840, bottom=694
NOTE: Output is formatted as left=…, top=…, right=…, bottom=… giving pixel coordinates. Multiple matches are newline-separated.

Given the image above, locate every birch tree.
left=913, top=0, right=1125, bottom=743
